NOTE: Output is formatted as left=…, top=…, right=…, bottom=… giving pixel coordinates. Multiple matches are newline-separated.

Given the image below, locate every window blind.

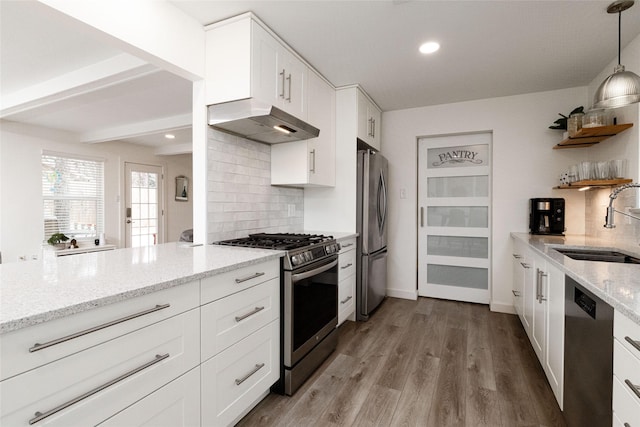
left=42, top=153, right=105, bottom=241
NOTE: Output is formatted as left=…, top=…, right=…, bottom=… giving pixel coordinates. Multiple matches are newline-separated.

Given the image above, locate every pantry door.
left=417, top=132, right=491, bottom=303
left=125, top=163, right=164, bottom=248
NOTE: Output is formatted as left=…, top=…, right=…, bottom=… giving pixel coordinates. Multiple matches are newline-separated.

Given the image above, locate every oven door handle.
left=291, top=259, right=338, bottom=284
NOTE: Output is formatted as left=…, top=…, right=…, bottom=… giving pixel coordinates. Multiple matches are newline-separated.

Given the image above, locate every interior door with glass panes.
left=125, top=163, right=164, bottom=248
left=417, top=132, right=491, bottom=304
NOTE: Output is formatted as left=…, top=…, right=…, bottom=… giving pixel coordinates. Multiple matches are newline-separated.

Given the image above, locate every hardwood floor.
left=237, top=297, right=566, bottom=427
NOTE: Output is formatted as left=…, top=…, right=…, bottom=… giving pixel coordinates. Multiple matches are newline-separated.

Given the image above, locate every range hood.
left=207, top=98, right=320, bottom=144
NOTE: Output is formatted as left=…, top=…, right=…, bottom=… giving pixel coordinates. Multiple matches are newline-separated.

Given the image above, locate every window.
left=42, top=152, right=104, bottom=241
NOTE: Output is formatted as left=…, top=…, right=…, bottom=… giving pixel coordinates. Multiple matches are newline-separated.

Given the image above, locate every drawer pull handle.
left=235, top=272, right=265, bottom=284
left=340, top=295, right=353, bottom=304
left=341, top=263, right=353, bottom=270
left=624, top=336, right=640, bottom=353
left=625, top=379, right=640, bottom=401
left=512, top=290, right=521, bottom=297
left=29, top=353, right=169, bottom=425
left=29, top=304, right=171, bottom=353
left=624, top=423, right=631, bottom=427
left=512, top=254, right=522, bottom=259
left=235, top=306, right=265, bottom=322
left=520, top=262, right=531, bottom=269
left=235, top=363, right=265, bottom=386
left=341, top=243, right=354, bottom=248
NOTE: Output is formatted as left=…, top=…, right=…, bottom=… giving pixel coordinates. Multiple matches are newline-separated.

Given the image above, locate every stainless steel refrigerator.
left=356, top=149, right=388, bottom=321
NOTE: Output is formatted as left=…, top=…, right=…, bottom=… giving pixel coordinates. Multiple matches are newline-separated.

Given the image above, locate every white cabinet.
left=206, top=13, right=308, bottom=120
left=338, top=238, right=357, bottom=326
left=510, top=237, right=564, bottom=407
left=0, top=309, right=200, bottom=426
left=98, top=367, right=201, bottom=427
left=613, top=311, right=640, bottom=424
left=201, top=321, right=279, bottom=427
left=356, top=88, right=381, bottom=151
left=271, top=71, right=336, bottom=187
left=200, top=259, right=280, bottom=427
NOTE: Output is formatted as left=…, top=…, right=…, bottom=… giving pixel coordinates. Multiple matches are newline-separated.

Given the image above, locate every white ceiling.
left=1, top=0, right=639, bottom=148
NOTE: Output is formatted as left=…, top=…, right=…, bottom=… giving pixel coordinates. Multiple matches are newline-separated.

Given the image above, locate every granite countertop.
left=0, top=243, right=283, bottom=334
left=512, top=233, right=640, bottom=325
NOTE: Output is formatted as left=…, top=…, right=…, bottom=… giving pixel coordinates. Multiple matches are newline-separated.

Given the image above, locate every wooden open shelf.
left=553, top=123, right=633, bottom=149
left=554, top=178, right=632, bottom=190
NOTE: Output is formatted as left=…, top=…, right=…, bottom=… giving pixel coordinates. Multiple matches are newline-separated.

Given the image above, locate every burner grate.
left=215, top=233, right=332, bottom=251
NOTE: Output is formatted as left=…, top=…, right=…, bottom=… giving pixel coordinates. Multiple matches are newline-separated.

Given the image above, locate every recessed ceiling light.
left=164, top=134, right=176, bottom=139
left=419, top=41, right=440, bottom=55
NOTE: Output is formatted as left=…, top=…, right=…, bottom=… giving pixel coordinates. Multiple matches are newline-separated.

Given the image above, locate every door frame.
left=123, top=162, right=165, bottom=248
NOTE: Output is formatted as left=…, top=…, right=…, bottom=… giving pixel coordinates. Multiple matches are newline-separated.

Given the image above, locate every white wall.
left=381, top=86, right=588, bottom=312
left=0, top=121, right=192, bottom=263
left=207, top=129, right=303, bottom=243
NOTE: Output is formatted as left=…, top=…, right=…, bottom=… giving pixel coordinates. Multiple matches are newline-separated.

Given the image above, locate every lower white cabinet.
left=510, top=237, right=564, bottom=408
left=0, top=309, right=200, bottom=426
left=201, top=321, right=280, bottom=426
left=338, top=238, right=357, bottom=325
left=98, top=367, right=201, bottom=427
left=613, top=311, right=640, bottom=424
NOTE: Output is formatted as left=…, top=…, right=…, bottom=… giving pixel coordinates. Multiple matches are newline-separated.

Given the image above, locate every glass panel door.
left=125, top=163, right=164, bottom=248
left=418, top=132, right=491, bottom=304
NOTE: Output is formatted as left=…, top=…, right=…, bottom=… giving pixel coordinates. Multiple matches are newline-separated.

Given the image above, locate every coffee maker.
left=529, top=198, right=565, bottom=235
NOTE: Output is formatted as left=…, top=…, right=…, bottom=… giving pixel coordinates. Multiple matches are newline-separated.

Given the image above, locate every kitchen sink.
left=553, top=247, right=640, bottom=264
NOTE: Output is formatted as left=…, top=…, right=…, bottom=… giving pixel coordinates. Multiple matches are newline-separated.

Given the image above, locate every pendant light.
left=593, top=0, right=640, bottom=109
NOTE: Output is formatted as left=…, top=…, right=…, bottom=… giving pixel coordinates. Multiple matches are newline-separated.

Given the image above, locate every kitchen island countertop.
left=512, top=233, right=640, bottom=325
left=0, top=242, right=283, bottom=334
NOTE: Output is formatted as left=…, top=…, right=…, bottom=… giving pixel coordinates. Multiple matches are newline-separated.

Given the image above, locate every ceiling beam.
left=0, top=54, right=157, bottom=118
left=155, top=143, right=193, bottom=156
left=79, top=113, right=192, bottom=144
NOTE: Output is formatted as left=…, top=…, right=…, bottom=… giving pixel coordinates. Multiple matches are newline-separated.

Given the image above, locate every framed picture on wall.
left=175, top=176, right=188, bottom=201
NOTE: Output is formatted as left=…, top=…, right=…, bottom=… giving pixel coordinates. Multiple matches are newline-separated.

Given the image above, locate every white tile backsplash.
left=207, top=128, right=303, bottom=242
left=585, top=187, right=640, bottom=246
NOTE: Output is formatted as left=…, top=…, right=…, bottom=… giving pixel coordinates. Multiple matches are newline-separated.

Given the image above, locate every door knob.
left=126, top=219, right=132, bottom=224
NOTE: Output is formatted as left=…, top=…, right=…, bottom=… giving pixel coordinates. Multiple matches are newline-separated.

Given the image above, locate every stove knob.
left=291, top=255, right=300, bottom=266
left=304, top=252, right=312, bottom=262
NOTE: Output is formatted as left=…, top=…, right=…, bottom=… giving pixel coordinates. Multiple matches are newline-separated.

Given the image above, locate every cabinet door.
left=277, top=47, right=308, bottom=119
left=544, top=261, right=564, bottom=407
left=356, top=89, right=370, bottom=145
left=201, top=321, right=279, bottom=427
left=250, top=21, right=279, bottom=107
left=511, top=243, right=525, bottom=322
left=368, top=103, right=382, bottom=151
left=531, top=263, right=546, bottom=362
left=98, top=368, right=200, bottom=427
left=522, top=252, right=535, bottom=336
left=306, top=71, right=336, bottom=186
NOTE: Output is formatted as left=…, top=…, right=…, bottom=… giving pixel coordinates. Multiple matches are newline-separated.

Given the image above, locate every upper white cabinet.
left=206, top=13, right=308, bottom=120
left=271, top=71, right=336, bottom=187
left=356, top=88, right=381, bottom=151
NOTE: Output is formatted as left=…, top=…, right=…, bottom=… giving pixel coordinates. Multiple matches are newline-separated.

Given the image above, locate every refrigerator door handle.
left=377, top=171, right=387, bottom=235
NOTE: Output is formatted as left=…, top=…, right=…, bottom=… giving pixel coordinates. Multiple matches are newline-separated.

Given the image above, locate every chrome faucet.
left=604, top=183, right=640, bottom=228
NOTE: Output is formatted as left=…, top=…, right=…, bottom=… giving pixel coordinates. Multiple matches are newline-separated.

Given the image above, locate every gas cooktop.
left=214, top=233, right=340, bottom=269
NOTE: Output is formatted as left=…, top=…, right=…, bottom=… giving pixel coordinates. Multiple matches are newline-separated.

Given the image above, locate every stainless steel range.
left=216, top=233, right=340, bottom=395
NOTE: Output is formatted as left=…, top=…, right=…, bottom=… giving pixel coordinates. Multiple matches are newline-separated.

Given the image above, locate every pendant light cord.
left=618, top=11, right=622, bottom=65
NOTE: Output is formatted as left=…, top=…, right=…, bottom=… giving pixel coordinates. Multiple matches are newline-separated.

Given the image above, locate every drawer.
left=339, top=238, right=356, bottom=252
left=201, top=320, right=279, bottom=427
left=201, top=277, right=279, bottom=361
left=614, top=311, right=640, bottom=363
left=0, top=280, right=199, bottom=381
left=338, top=247, right=356, bottom=280
left=338, top=275, right=355, bottom=326
left=201, top=259, right=279, bottom=304
left=613, top=375, right=640, bottom=426
left=0, top=309, right=200, bottom=427
left=614, top=339, right=640, bottom=405
left=98, top=367, right=201, bottom=427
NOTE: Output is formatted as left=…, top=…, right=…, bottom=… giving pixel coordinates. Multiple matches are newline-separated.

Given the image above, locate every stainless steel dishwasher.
left=564, top=275, right=613, bottom=427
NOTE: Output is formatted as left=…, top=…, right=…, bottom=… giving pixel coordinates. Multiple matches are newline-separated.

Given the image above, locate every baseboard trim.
left=490, top=301, right=516, bottom=314
left=386, top=288, right=418, bottom=300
